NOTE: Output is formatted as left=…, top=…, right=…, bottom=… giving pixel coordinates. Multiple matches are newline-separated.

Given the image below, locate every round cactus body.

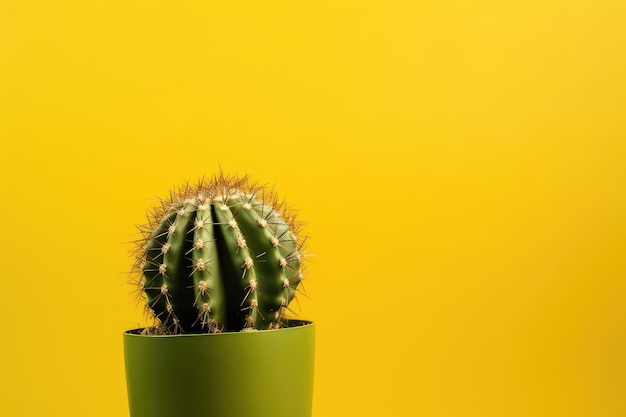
left=134, top=175, right=304, bottom=333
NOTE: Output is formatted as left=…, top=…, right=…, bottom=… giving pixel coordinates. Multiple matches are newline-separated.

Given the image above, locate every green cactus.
left=133, top=174, right=305, bottom=333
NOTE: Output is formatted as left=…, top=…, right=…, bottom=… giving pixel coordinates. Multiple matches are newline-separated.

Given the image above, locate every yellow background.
left=1, top=1, right=625, bottom=416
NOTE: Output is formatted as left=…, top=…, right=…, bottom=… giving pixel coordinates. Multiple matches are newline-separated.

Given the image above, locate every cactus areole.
left=132, top=174, right=307, bottom=334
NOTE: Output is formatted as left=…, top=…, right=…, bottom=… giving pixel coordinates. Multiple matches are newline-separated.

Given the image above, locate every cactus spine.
left=134, top=174, right=304, bottom=333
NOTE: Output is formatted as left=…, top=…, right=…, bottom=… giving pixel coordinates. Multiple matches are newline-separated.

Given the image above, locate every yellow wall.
left=1, top=1, right=625, bottom=416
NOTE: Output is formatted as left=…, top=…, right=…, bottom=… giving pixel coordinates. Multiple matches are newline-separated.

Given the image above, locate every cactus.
left=132, top=174, right=306, bottom=333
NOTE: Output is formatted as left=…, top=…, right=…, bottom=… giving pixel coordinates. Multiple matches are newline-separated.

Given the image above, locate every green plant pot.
left=124, top=321, right=315, bottom=417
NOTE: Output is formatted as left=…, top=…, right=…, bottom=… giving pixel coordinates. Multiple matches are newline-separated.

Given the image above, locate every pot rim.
left=124, top=319, right=313, bottom=338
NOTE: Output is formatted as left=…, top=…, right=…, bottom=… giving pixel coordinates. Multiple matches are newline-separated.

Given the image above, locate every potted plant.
left=124, top=173, right=314, bottom=417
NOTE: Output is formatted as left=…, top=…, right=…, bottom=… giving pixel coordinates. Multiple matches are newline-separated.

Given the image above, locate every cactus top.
left=133, top=174, right=305, bottom=334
